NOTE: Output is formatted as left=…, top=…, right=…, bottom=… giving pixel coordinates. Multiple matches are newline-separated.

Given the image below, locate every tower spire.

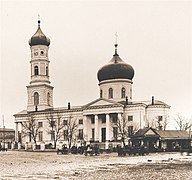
left=114, top=32, right=119, bottom=56
left=38, top=14, right=40, bottom=28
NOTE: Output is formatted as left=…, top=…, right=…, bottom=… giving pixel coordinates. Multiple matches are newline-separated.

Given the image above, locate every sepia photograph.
left=0, top=0, right=192, bottom=179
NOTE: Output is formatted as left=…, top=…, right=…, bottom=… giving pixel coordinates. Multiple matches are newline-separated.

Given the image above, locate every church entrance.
left=101, top=128, right=106, bottom=142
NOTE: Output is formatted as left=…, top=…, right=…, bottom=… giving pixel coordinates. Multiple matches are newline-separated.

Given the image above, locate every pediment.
left=84, top=98, right=122, bottom=108
left=145, top=129, right=157, bottom=136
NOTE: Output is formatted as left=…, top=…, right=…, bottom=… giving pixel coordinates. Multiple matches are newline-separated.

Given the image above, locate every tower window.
left=109, top=88, right=113, bottom=99
left=121, top=87, right=126, bottom=98
left=46, top=67, right=49, bottom=76
left=40, top=51, right=44, bottom=55
left=34, top=66, right=39, bottom=75
left=34, top=92, right=39, bottom=105
left=100, top=89, right=103, bottom=98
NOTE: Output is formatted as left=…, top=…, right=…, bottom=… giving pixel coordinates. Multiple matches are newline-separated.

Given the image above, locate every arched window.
left=34, top=66, right=39, bottom=75
left=100, top=89, right=103, bottom=98
left=46, top=67, right=49, bottom=76
left=121, top=87, right=126, bottom=98
left=109, top=88, right=113, bottom=99
left=47, top=92, right=50, bottom=105
left=34, top=92, right=39, bottom=105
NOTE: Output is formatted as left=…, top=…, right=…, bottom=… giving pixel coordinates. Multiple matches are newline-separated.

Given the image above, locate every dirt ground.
left=0, top=151, right=192, bottom=180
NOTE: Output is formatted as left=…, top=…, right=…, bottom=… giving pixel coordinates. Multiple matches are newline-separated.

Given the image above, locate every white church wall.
left=99, top=79, right=132, bottom=101
left=145, top=107, right=170, bottom=129
left=124, top=105, right=146, bottom=130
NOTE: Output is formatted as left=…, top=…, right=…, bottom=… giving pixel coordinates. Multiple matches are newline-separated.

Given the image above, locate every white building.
left=14, top=20, right=170, bottom=149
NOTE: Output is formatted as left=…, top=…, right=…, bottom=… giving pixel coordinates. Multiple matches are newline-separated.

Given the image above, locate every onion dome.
left=97, top=44, right=134, bottom=82
left=29, top=20, right=50, bottom=46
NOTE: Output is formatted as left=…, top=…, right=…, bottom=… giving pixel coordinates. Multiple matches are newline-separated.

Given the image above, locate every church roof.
left=156, top=130, right=190, bottom=139
left=118, top=100, right=170, bottom=108
left=29, top=20, right=50, bottom=46
left=134, top=127, right=158, bottom=137
left=133, top=128, right=190, bottom=140
left=97, top=44, right=134, bottom=82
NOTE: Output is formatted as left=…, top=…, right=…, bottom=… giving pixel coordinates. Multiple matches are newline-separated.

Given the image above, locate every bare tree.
left=21, top=114, right=40, bottom=145
left=132, top=121, right=140, bottom=133
left=64, top=116, right=79, bottom=150
left=110, top=114, right=129, bottom=148
left=146, top=116, right=169, bottom=130
left=46, top=113, right=65, bottom=149
left=174, top=114, right=192, bottom=131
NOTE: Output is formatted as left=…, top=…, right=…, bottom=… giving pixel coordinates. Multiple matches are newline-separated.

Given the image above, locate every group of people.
left=57, top=144, right=100, bottom=155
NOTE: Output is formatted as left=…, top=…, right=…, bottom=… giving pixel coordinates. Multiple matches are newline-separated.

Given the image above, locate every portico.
left=82, top=102, right=123, bottom=147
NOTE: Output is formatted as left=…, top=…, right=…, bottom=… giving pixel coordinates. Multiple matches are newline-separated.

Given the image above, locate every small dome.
left=97, top=45, right=134, bottom=82
left=29, top=20, right=50, bottom=46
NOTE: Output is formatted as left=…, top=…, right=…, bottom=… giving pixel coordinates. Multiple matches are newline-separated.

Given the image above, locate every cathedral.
left=14, top=20, right=170, bottom=150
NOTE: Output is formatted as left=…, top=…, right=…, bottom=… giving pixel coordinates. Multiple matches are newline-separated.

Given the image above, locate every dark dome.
left=29, top=21, right=50, bottom=46
left=97, top=53, right=134, bottom=82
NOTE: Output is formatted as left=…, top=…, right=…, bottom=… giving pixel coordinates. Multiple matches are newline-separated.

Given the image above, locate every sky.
left=0, top=0, right=192, bottom=129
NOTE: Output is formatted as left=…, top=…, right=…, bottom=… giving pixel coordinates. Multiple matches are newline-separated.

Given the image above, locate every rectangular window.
left=51, top=130, right=55, bottom=141
left=38, top=122, right=43, bottom=127
left=78, top=129, right=84, bottom=139
left=128, top=116, right=133, bottom=121
left=79, top=119, right=83, bottom=124
left=99, top=114, right=106, bottom=123
left=50, top=121, right=55, bottom=127
left=128, top=126, right=133, bottom=137
left=92, top=128, right=95, bottom=140
left=113, top=127, right=118, bottom=140
left=63, top=130, right=68, bottom=140
left=63, top=120, right=68, bottom=126
left=29, top=132, right=32, bottom=142
left=110, top=113, right=117, bottom=123
left=38, top=131, right=43, bottom=141
left=158, top=116, right=163, bottom=121
left=90, top=116, right=95, bottom=124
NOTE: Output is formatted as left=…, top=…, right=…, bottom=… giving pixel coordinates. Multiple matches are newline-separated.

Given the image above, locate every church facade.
left=14, top=21, right=170, bottom=150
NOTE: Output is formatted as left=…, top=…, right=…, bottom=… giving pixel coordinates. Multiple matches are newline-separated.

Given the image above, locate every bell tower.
left=27, top=19, right=53, bottom=111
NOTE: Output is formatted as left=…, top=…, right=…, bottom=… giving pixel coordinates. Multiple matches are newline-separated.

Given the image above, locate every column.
left=117, top=113, right=122, bottom=123
left=94, top=114, right=99, bottom=142
left=41, top=142, right=45, bottom=151
left=106, top=114, right=110, bottom=141
left=117, top=113, right=122, bottom=146
left=83, top=115, right=88, bottom=142
left=11, top=142, right=15, bottom=150
left=15, top=122, right=19, bottom=143
left=105, top=114, right=110, bottom=150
